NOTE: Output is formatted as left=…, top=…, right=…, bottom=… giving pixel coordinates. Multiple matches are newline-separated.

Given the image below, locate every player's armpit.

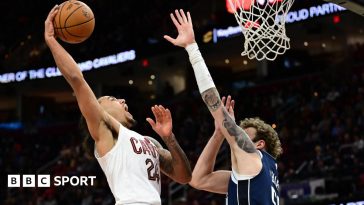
left=73, top=80, right=115, bottom=140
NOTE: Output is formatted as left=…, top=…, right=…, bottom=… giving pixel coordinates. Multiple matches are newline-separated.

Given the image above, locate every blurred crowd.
left=0, top=0, right=215, bottom=72
left=1, top=63, right=363, bottom=204
left=1, top=0, right=364, bottom=204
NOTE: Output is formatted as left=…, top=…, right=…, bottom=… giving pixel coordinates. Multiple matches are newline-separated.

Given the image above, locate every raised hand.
left=44, top=5, right=59, bottom=41
left=215, top=95, right=235, bottom=134
left=164, top=9, right=196, bottom=48
left=146, top=105, right=173, bottom=139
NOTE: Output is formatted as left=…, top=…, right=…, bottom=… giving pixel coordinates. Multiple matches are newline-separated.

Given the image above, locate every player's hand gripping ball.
left=53, top=0, right=95, bottom=44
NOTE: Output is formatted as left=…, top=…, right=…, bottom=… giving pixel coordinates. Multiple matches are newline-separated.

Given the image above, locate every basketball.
left=53, top=0, right=95, bottom=44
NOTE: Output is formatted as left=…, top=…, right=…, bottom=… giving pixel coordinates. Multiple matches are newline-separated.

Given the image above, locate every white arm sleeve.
left=185, top=43, right=216, bottom=94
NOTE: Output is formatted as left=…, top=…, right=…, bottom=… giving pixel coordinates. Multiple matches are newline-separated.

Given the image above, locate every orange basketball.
left=53, top=0, right=95, bottom=44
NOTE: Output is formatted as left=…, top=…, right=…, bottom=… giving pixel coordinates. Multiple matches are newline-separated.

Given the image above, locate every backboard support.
left=324, top=0, right=364, bottom=16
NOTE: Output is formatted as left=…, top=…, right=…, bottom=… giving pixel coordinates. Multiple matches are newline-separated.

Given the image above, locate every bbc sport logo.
left=8, top=175, right=96, bottom=187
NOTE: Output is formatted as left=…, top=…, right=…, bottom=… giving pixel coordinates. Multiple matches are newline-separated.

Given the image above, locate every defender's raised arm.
left=164, top=9, right=262, bottom=176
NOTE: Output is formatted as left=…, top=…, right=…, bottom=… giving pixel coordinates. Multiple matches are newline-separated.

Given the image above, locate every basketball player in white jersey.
left=44, top=6, right=191, bottom=205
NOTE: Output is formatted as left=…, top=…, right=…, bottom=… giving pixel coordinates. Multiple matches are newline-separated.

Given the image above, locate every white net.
left=228, top=0, right=295, bottom=61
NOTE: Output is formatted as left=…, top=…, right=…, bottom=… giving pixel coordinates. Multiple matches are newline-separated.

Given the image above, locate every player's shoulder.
left=260, top=150, right=276, bottom=161
left=145, top=136, right=163, bottom=148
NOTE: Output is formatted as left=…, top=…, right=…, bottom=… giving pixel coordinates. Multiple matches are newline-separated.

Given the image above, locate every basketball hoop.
left=228, top=0, right=295, bottom=61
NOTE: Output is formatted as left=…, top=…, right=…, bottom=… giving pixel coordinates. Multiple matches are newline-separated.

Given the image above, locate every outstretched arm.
left=165, top=10, right=261, bottom=175
left=146, top=105, right=191, bottom=184
left=44, top=6, right=117, bottom=155
left=189, top=96, right=235, bottom=194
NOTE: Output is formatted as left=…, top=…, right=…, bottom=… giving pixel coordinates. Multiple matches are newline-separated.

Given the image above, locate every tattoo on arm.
left=222, top=109, right=256, bottom=153
left=202, top=88, right=221, bottom=112
left=162, top=134, right=191, bottom=175
left=201, top=88, right=256, bottom=153
left=147, top=138, right=172, bottom=172
left=148, top=136, right=190, bottom=176
left=158, top=149, right=173, bottom=174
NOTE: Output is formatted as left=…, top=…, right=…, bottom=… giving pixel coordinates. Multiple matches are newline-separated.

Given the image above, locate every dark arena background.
left=1, top=0, right=364, bottom=204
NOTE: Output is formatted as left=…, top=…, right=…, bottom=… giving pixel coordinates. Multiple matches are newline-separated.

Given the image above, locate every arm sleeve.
left=185, top=43, right=216, bottom=93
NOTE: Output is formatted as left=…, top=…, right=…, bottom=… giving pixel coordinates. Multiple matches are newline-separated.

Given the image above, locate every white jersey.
left=95, top=123, right=161, bottom=205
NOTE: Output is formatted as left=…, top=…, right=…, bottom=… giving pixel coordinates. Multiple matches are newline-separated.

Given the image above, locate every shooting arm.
left=45, top=38, right=108, bottom=139
left=44, top=5, right=117, bottom=147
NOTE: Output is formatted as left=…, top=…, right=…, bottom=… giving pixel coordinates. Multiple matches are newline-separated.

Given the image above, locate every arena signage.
left=214, top=3, right=346, bottom=43
left=0, top=50, right=136, bottom=84
left=279, top=2, right=346, bottom=23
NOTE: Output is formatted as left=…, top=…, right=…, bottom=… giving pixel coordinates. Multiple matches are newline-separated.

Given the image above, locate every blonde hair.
left=239, top=118, right=283, bottom=159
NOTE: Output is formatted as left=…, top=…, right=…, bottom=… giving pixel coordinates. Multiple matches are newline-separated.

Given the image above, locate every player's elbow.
left=175, top=172, right=192, bottom=185
left=189, top=174, right=206, bottom=190
left=179, top=178, right=191, bottom=185
left=66, top=73, right=85, bottom=89
left=189, top=179, right=200, bottom=189
left=67, top=72, right=83, bottom=84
